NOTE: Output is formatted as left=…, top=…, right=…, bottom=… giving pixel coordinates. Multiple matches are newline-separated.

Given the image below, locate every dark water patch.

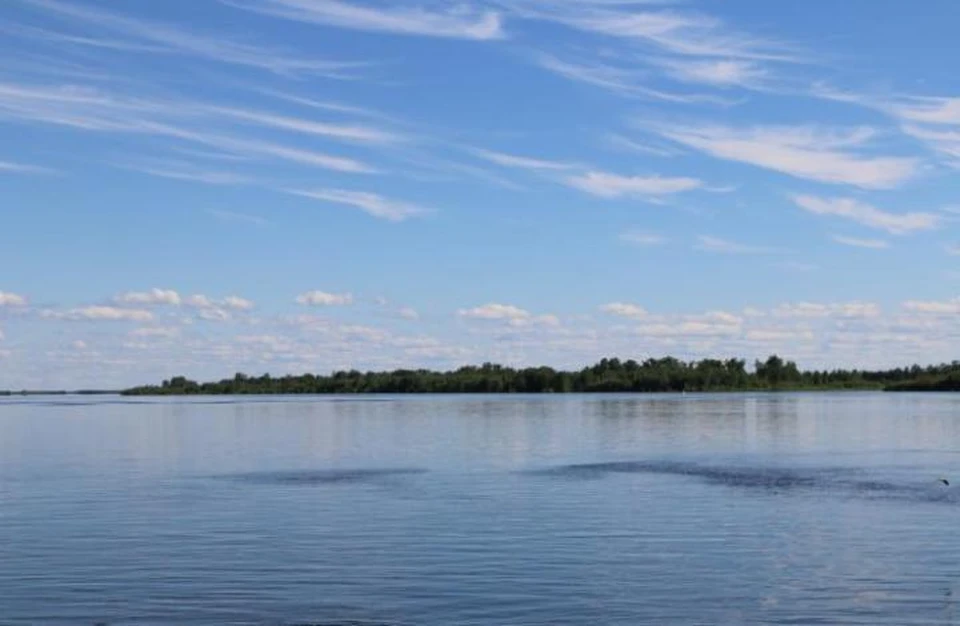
left=532, top=461, right=960, bottom=504
left=215, top=468, right=427, bottom=486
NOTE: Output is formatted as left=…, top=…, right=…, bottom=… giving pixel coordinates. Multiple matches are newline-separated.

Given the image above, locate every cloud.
left=566, top=171, right=702, bottom=198
left=120, top=164, right=254, bottom=186
left=223, top=0, right=504, bottom=39
left=791, top=194, right=939, bottom=235
left=620, top=230, right=665, bottom=246
left=398, top=307, right=420, bottom=320
left=534, top=53, right=723, bottom=103
left=297, top=291, right=354, bottom=306
left=286, top=188, right=428, bottom=221
left=600, top=302, right=648, bottom=319
left=198, top=308, right=231, bottom=322
left=115, top=288, right=181, bottom=306
left=44, top=306, right=154, bottom=321
left=895, top=97, right=960, bottom=126
left=0, top=292, right=27, bottom=307
left=222, top=296, right=254, bottom=311
left=830, top=234, right=889, bottom=249
left=205, top=106, right=401, bottom=144
left=696, top=235, right=780, bottom=254
left=524, top=5, right=795, bottom=62
left=0, top=160, right=56, bottom=175
left=773, top=302, right=880, bottom=319
left=471, top=148, right=577, bottom=171
left=22, top=0, right=363, bottom=77
left=659, top=59, right=766, bottom=88
left=0, top=83, right=376, bottom=174
left=458, top=303, right=530, bottom=321
left=903, top=298, right=960, bottom=315
left=657, top=124, right=918, bottom=189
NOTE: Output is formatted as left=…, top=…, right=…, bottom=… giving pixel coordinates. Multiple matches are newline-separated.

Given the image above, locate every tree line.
left=120, top=355, right=960, bottom=396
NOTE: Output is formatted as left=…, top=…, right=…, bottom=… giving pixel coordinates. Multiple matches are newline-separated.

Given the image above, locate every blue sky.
left=3, top=0, right=960, bottom=388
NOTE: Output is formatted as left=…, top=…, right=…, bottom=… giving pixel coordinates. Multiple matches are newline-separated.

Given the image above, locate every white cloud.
left=745, top=329, right=815, bottom=342
left=791, top=195, right=939, bottom=235
left=660, top=59, right=766, bottom=88
left=297, top=291, right=354, bottom=306
left=398, top=307, right=420, bottom=320
left=567, top=171, right=702, bottom=198
left=696, top=235, right=779, bottom=254
left=471, top=148, right=577, bottom=171
left=185, top=295, right=215, bottom=309
left=206, top=106, right=401, bottom=144
left=24, top=0, right=362, bottom=77
left=198, top=308, right=231, bottom=322
left=600, top=302, right=648, bottom=319
left=528, top=5, right=794, bottom=61
left=223, top=0, right=504, bottom=40
left=286, top=188, right=427, bottom=221
left=71, top=340, right=88, bottom=350
left=946, top=244, right=960, bottom=256
left=620, top=230, right=665, bottom=246
left=0, top=292, right=27, bottom=307
left=903, top=298, right=960, bottom=315
left=44, top=306, right=154, bottom=322
left=222, top=296, right=254, bottom=311
left=657, top=124, right=918, bottom=189
left=115, top=288, right=181, bottom=306
left=458, top=303, right=530, bottom=321
left=773, top=302, right=880, bottom=319
left=535, top=53, right=722, bottom=103
left=895, top=97, right=960, bottom=126
left=0, top=160, right=56, bottom=175
left=831, top=234, right=889, bottom=249
left=121, top=164, right=254, bottom=186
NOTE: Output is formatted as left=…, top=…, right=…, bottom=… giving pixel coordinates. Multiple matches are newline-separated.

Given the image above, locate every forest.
left=120, top=355, right=960, bottom=395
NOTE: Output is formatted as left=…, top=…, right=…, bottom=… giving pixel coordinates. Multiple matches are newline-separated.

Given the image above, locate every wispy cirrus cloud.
left=471, top=148, right=577, bottom=171
left=657, top=58, right=767, bottom=88
left=208, top=209, right=269, bottom=227
left=534, top=53, right=728, bottom=103
left=511, top=2, right=798, bottom=61
left=566, top=170, right=701, bottom=198
left=791, top=194, right=939, bottom=235
left=830, top=234, right=889, bottom=249
left=18, top=0, right=365, bottom=77
left=222, top=0, right=504, bottom=40
left=655, top=124, right=919, bottom=189
left=696, top=235, right=781, bottom=255
left=286, top=188, right=428, bottom=221
left=0, top=160, right=57, bottom=175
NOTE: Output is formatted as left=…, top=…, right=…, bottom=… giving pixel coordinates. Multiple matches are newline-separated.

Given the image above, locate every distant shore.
left=117, top=355, right=959, bottom=396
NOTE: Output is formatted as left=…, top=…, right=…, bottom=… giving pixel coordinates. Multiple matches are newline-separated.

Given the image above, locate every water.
left=2, top=392, right=960, bottom=625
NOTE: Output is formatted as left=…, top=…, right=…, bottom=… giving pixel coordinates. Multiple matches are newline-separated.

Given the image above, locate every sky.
left=2, top=0, right=960, bottom=389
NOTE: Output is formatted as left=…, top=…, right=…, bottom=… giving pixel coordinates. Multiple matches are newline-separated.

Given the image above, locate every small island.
left=119, top=355, right=960, bottom=396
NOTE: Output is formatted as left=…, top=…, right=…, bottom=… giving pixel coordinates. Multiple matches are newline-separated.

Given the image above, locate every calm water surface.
left=3, top=392, right=960, bottom=625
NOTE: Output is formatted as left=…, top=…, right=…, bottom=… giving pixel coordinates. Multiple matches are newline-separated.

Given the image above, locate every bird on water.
left=939, top=477, right=950, bottom=486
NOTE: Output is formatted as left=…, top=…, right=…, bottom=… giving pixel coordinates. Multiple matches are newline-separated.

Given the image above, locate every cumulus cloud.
left=296, top=291, right=354, bottom=306
left=600, top=302, right=648, bottom=319
left=43, top=306, right=154, bottom=321
left=130, top=326, right=180, bottom=338
left=222, top=295, right=254, bottom=310
left=791, top=195, right=939, bottom=235
left=0, top=291, right=27, bottom=307
left=115, top=288, right=182, bottom=306
left=903, top=298, right=960, bottom=315
left=458, top=303, right=530, bottom=321
left=398, top=307, right=420, bottom=320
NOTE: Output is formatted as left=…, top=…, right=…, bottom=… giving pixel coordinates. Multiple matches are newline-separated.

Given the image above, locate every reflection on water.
left=3, top=392, right=960, bottom=624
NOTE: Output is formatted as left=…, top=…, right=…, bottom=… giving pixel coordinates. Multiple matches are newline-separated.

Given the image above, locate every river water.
left=2, top=392, right=960, bottom=624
